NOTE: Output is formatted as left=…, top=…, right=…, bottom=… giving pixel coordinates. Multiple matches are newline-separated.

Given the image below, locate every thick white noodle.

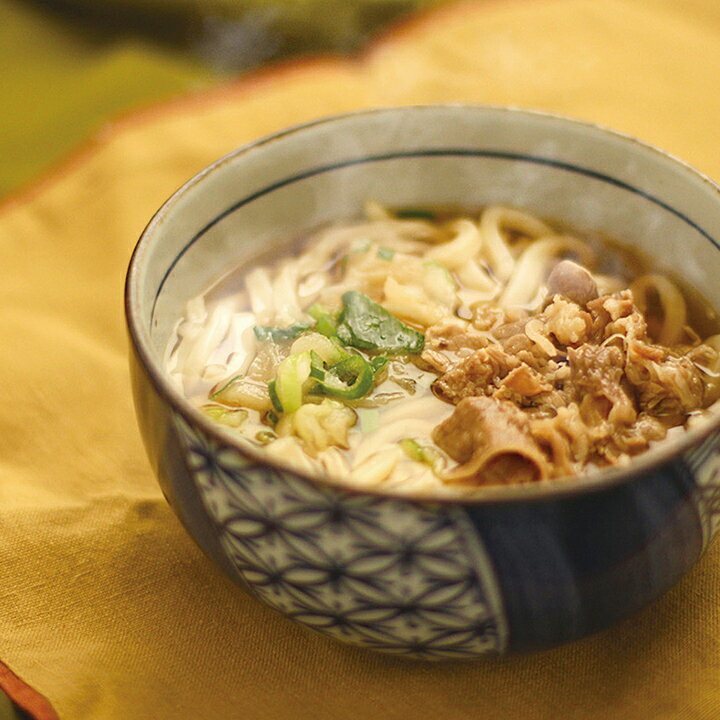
left=297, top=271, right=329, bottom=308
left=264, top=436, right=317, bottom=474
left=318, top=446, right=350, bottom=478
left=499, top=235, right=595, bottom=308
left=480, top=206, right=553, bottom=282
left=425, top=219, right=481, bottom=269
left=594, top=273, right=626, bottom=295
left=222, top=312, right=258, bottom=377
left=245, top=267, right=275, bottom=324
left=383, top=276, right=448, bottom=327
left=271, top=261, right=304, bottom=325
left=630, top=274, right=687, bottom=346
left=456, top=259, right=499, bottom=296
left=351, top=395, right=453, bottom=467
left=705, top=334, right=720, bottom=353
left=348, top=446, right=404, bottom=487
left=180, top=297, right=225, bottom=369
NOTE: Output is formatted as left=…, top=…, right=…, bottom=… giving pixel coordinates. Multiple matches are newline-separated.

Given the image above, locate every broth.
left=165, top=204, right=720, bottom=495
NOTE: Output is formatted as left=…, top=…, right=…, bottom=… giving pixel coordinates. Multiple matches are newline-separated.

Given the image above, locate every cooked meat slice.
left=488, top=316, right=548, bottom=370
left=498, top=365, right=553, bottom=397
left=605, top=290, right=648, bottom=340
left=425, top=281, right=713, bottom=483
left=625, top=339, right=705, bottom=415
left=545, top=260, right=598, bottom=306
left=530, top=403, right=591, bottom=477
left=569, top=344, right=624, bottom=388
left=610, top=413, right=668, bottom=455
left=491, top=317, right=529, bottom=341
left=419, top=348, right=452, bottom=374
left=543, top=296, right=592, bottom=346
left=432, top=344, right=520, bottom=403
left=686, top=342, right=720, bottom=404
left=432, top=396, right=550, bottom=485
left=586, top=294, right=612, bottom=340
left=587, top=290, right=647, bottom=343
left=421, top=319, right=491, bottom=373
left=471, top=305, right=510, bottom=332
left=425, top=320, right=489, bottom=352
left=492, top=364, right=556, bottom=413
left=569, top=344, right=637, bottom=426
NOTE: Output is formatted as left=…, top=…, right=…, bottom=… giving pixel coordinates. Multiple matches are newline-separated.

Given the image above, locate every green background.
left=0, top=0, right=442, bottom=199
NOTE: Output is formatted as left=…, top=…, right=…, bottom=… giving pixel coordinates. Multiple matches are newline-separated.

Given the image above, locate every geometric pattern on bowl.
left=686, top=429, right=720, bottom=548
left=173, top=413, right=509, bottom=659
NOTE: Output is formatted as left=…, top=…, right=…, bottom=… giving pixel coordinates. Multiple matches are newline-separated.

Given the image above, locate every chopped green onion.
left=400, top=438, right=442, bottom=471
left=312, top=354, right=374, bottom=400
left=400, top=438, right=424, bottom=462
left=274, top=351, right=312, bottom=413
left=309, top=350, right=326, bottom=380
left=267, top=379, right=283, bottom=413
left=394, top=208, right=437, bottom=220
left=350, top=237, right=372, bottom=253
left=370, top=356, right=389, bottom=377
left=336, top=290, right=425, bottom=354
left=254, top=322, right=311, bottom=343
left=377, top=247, right=395, bottom=260
left=308, top=304, right=339, bottom=338
left=255, top=430, right=276, bottom=445
left=291, top=331, right=345, bottom=365
left=201, top=404, right=248, bottom=428
left=209, top=374, right=243, bottom=400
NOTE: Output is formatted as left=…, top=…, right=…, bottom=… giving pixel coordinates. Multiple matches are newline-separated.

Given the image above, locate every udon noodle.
left=166, top=204, right=720, bottom=495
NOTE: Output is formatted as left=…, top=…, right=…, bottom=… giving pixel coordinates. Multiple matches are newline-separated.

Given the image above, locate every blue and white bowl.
left=125, top=105, right=720, bottom=658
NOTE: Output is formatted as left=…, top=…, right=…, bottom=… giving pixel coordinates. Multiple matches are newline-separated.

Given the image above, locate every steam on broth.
left=166, top=203, right=720, bottom=495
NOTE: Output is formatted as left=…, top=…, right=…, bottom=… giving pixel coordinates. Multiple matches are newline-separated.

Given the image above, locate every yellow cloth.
left=3, top=0, right=720, bottom=717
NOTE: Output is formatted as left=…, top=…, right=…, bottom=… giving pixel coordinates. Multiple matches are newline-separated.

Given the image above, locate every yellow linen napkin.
left=2, top=1, right=720, bottom=718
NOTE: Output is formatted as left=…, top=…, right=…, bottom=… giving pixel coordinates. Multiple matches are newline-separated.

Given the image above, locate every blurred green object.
left=1, top=0, right=214, bottom=197
left=38, top=0, right=443, bottom=61
left=1, top=0, right=443, bottom=198
left=0, top=690, right=21, bottom=720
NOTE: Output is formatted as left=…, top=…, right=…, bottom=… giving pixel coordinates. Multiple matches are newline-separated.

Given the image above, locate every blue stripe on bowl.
left=150, top=149, right=720, bottom=323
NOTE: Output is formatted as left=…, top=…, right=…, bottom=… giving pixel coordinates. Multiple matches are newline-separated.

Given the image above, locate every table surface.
left=3, top=1, right=720, bottom=718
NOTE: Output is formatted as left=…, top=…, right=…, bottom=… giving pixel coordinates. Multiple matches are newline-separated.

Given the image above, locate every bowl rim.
left=125, top=103, right=720, bottom=505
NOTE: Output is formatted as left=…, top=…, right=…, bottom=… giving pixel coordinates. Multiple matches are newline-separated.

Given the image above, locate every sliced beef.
left=625, top=340, right=705, bottom=416
left=609, top=413, right=668, bottom=455
left=432, top=396, right=550, bottom=485
left=543, top=296, right=592, bottom=346
left=529, top=403, right=591, bottom=477
left=425, top=287, right=714, bottom=483
left=587, top=290, right=647, bottom=343
left=421, top=320, right=490, bottom=373
left=432, top=344, right=520, bottom=404
left=497, top=365, right=552, bottom=397
left=425, top=320, right=489, bottom=353
left=568, top=344, right=637, bottom=426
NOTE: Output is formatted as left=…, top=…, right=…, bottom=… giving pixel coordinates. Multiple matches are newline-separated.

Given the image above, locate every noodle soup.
left=165, top=204, right=720, bottom=495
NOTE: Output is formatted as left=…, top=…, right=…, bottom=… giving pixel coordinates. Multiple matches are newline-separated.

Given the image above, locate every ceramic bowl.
left=125, top=105, right=720, bottom=658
